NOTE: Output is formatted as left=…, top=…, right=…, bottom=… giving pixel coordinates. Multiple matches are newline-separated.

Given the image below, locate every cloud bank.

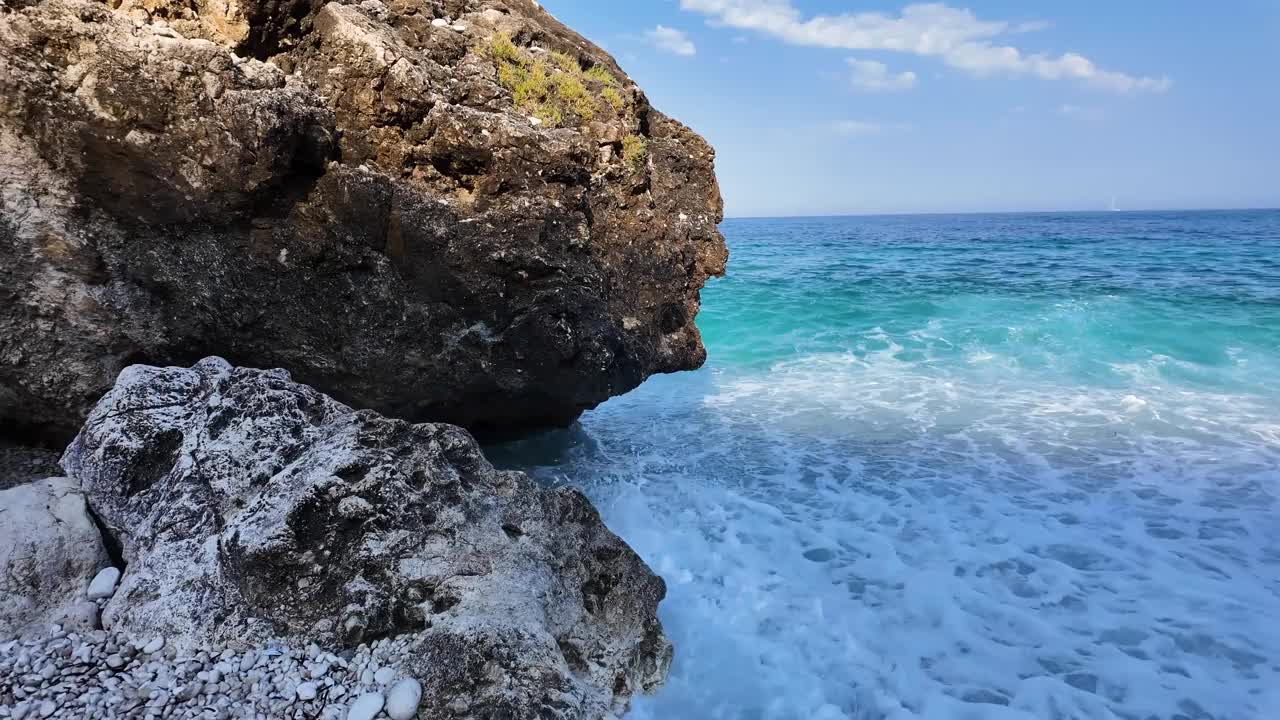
left=679, top=1, right=1170, bottom=93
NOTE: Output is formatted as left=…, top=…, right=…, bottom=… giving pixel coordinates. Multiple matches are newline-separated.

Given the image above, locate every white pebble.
left=385, top=678, right=422, bottom=720
left=345, top=692, right=384, bottom=720
left=431, top=18, right=447, bottom=27
left=296, top=682, right=318, bottom=701
left=142, top=637, right=165, bottom=654
left=86, top=567, right=121, bottom=600
left=373, top=666, right=396, bottom=685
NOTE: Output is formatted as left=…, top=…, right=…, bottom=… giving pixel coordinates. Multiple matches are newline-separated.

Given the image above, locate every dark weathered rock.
left=62, top=357, right=671, bottom=717
left=0, top=443, right=60, bottom=490
left=0, top=0, right=727, bottom=443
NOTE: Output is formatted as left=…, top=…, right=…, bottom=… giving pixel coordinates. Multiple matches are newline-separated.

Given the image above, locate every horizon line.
left=724, top=206, right=1280, bottom=221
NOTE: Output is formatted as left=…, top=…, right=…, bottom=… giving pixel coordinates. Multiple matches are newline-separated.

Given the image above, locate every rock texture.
left=60, top=357, right=671, bottom=717
left=0, top=445, right=60, bottom=490
left=0, top=477, right=112, bottom=638
left=0, top=0, right=728, bottom=444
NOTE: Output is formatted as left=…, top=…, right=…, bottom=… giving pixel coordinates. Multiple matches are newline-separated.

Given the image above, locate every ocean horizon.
left=493, top=208, right=1280, bottom=720
left=725, top=207, right=1280, bottom=221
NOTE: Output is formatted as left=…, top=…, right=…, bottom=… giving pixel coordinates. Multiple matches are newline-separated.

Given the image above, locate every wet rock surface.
left=56, top=357, right=671, bottom=717
left=0, top=0, right=728, bottom=444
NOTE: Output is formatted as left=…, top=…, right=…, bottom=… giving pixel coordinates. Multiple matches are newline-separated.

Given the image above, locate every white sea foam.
left=511, top=347, right=1280, bottom=720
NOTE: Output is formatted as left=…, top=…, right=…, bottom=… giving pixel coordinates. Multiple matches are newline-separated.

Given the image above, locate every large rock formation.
left=61, top=357, right=671, bottom=717
left=0, top=0, right=727, bottom=444
left=0, top=477, right=111, bottom=637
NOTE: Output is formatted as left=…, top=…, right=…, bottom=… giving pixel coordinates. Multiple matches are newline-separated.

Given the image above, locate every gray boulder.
left=62, top=358, right=671, bottom=717
left=0, top=477, right=111, bottom=637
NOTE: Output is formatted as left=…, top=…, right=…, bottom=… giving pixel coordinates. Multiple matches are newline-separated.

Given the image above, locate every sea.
left=488, top=210, right=1280, bottom=720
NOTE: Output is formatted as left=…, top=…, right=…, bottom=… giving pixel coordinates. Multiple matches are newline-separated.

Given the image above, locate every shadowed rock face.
left=0, top=0, right=727, bottom=443
left=62, top=357, right=672, bottom=717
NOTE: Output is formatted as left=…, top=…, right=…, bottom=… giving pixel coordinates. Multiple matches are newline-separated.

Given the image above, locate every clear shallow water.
left=489, top=211, right=1280, bottom=720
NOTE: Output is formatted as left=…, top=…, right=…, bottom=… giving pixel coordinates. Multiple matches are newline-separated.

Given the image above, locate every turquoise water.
left=490, top=211, right=1280, bottom=720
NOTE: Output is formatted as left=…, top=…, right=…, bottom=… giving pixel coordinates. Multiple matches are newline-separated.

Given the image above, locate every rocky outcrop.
left=0, top=0, right=728, bottom=444
left=60, top=358, right=671, bottom=717
left=0, top=477, right=111, bottom=637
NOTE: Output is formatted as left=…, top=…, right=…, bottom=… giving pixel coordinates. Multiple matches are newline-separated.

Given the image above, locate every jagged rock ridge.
left=0, top=0, right=728, bottom=443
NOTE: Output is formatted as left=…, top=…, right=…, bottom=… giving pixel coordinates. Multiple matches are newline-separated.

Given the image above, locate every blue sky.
left=539, top=0, right=1280, bottom=217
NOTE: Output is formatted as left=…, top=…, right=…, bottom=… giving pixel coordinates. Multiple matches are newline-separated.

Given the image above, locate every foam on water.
left=489, top=211, right=1280, bottom=720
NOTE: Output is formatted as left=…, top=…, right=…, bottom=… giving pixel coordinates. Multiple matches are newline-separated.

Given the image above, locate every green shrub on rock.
left=622, top=134, right=648, bottom=172
left=486, top=34, right=626, bottom=128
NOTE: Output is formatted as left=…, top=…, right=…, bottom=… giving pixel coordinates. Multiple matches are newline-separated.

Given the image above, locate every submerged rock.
left=61, top=357, right=672, bottom=717
left=0, top=477, right=111, bottom=637
left=0, top=0, right=727, bottom=444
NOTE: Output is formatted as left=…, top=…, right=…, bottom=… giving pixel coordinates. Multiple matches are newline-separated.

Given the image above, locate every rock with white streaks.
left=60, top=358, right=671, bottom=718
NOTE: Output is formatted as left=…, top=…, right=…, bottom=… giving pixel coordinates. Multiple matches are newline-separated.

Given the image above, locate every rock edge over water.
left=0, top=0, right=727, bottom=443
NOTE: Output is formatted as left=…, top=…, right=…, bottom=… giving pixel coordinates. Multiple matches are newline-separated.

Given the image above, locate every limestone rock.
left=0, top=477, right=111, bottom=637
left=62, top=358, right=672, bottom=717
left=0, top=0, right=728, bottom=443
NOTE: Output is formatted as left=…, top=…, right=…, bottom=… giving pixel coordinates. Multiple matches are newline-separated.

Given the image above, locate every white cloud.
left=832, top=120, right=911, bottom=136
left=847, top=58, right=917, bottom=91
left=678, top=1, right=1170, bottom=93
left=646, top=25, right=697, bottom=56
left=1059, top=104, right=1104, bottom=121
left=1012, top=20, right=1051, bottom=34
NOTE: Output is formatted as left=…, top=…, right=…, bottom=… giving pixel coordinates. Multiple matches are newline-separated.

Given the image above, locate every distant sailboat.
left=1109, top=196, right=1121, bottom=212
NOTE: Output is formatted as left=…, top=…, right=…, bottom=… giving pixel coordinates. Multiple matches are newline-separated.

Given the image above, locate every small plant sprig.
left=622, top=134, right=648, bottom=173
left=486, top=33, right=626, bottom=128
